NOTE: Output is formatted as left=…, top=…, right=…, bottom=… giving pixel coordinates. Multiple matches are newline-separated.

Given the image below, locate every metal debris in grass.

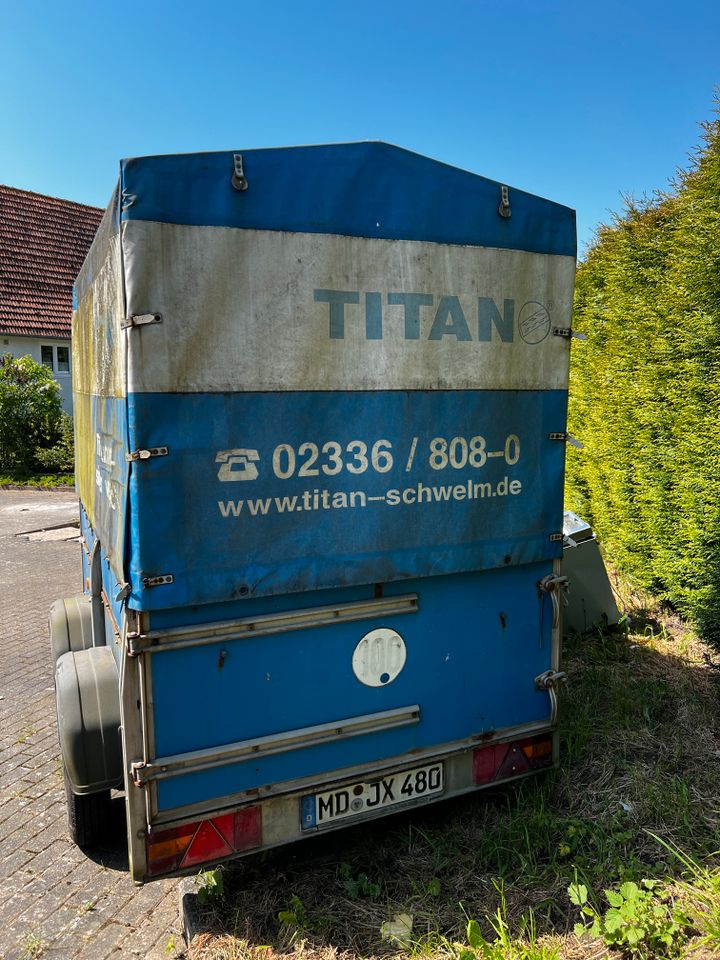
left=380, top=914, right=413, bottom=943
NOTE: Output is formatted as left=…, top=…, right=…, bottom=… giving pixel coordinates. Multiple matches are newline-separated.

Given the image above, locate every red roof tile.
left=0, top=185, right=103, bottom=339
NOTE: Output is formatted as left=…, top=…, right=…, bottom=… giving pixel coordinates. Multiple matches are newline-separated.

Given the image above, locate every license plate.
left=301, top=762, right=444, bottom=829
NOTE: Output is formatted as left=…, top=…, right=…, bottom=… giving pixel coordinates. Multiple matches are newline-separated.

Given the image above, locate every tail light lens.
left=147, top=805, right=262, bottom=877
left=473, top=733, right=554, bottom=786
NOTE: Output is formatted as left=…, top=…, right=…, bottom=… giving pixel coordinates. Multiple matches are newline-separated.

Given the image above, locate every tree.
left=0, top=353, right=65, bottom=473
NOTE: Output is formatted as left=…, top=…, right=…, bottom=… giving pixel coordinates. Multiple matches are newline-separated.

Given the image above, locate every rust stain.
left=473, top=729, right=496, bottom=742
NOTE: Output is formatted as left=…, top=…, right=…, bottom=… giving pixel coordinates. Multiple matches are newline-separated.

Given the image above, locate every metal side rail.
left=126, top=593, right=419, bottom=655
left=131, top=704, right=421, bottom=786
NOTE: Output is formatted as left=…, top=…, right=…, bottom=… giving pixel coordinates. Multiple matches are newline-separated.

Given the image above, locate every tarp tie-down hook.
left=498, top=185, right=511, bottom=218
left=538, top=574, right=570, bottom=632
left=232, top=154, right=248, bottom=191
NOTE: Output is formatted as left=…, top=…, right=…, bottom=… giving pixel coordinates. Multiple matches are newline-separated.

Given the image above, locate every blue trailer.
left=50, top=142, right=576, bottom=882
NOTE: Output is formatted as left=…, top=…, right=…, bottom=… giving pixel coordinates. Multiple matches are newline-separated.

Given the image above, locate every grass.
left=656, top=840, right=720, bottom=953
left=0, top=471, right=74, bottom=489
left=189, top=580, right=720, bottom=960
left=20, top=932, right=47, bottom=959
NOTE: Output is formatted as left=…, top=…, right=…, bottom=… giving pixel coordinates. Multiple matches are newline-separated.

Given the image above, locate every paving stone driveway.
left=0, top=490, right=185, bottom=960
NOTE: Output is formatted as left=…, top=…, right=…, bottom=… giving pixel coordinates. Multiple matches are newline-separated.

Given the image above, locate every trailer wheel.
left=63, top=766, right=111, bottom=848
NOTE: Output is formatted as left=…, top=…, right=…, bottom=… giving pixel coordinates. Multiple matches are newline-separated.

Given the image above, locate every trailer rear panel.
left=70, top=142, right=576, bottom=881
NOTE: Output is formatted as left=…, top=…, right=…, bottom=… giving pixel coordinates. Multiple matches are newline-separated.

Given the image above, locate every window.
left=40, top=344, right=71, bottom=373
left=57, top=346, right=70, bottom=373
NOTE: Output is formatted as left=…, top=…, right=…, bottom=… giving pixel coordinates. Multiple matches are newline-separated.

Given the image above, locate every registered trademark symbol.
left=518, top=302, right=552, bottom=344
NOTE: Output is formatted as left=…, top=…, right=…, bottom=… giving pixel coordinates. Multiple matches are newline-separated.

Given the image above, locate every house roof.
left=0, top=185, right=103, bottom=339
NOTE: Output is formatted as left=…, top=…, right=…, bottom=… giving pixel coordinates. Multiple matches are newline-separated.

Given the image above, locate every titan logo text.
left=314, top=291, right=552, bottom=344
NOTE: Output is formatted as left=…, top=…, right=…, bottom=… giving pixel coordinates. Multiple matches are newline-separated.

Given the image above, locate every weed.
left=79, top=899, right=95, bottom=913
left=20, top=933, right=46, bottom=959
left=339, top=863, right=381, bottom=900
left=426, top=877, right=442, bottom=897
left=15, top=727, right=35, bottom=745
left=569, top=878, right=692, bottom=959
left=165, top=934, right=176, bottom=955
left=196, top=867, right=225, bottom=905
left=277, top=895, right=309, bottom=942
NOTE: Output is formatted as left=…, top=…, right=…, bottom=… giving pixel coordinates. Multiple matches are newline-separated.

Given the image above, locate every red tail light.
left=233, top=807, right=263, bottom=850
left=472, top=743, right=511, bottom=784
left=519, top=735, right=553, bottom=761
left=180, top=819, right=233, bottom=868
left=147, top=806, right=262, bottom=877
left=145, top=822, right=197, bottom=877
left=472, top=733, right=554, bottom=786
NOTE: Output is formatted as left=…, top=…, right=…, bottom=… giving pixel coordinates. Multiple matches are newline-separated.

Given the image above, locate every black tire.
left=63, top=766, right=111, bottom=848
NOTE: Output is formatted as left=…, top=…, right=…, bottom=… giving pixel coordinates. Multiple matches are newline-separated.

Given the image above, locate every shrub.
left=566, top=104, right=720, bottom=641
left=0, top=353, right=66, bottom=473
left=34, top=411, right=75, bottom=473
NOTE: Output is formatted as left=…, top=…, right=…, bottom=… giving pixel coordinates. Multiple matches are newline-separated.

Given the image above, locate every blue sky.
left=1, top=0, right=718, bottom=254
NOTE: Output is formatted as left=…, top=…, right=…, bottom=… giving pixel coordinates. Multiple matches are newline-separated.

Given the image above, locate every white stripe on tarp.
left=122, top=222, right=575, bottom=394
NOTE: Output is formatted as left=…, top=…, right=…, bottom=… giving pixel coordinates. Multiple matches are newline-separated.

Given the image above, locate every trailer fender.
left=55, top=646, right=123, bottom=795
left=49, top=596, right=101, bottom=665
left=562, top=511, right=621, bottom=635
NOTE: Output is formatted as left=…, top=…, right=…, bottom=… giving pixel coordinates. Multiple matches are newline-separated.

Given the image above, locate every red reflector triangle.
left=181, top=819, right=233, bottom=868
left=495, top=743, right=530, bottom=780
left=212, top=813, right=236, bottom=849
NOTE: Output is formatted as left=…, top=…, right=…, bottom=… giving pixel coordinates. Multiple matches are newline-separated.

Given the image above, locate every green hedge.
left=566, top=110, right=720, bottom=641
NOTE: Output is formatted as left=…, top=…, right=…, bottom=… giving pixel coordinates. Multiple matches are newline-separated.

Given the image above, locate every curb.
left=178, top=878, right=211, bottom=949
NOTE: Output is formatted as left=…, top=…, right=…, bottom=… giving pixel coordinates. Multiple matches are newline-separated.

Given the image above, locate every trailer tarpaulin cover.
left=75, top=142, right=576, bottom=610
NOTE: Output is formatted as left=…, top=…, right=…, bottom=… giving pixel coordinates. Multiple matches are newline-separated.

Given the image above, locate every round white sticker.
left=352, top=628, right=407, bottom=687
